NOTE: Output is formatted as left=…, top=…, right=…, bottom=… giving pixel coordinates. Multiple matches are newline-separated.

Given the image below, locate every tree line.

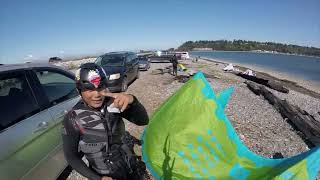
left=178, top=40, right=320, bottom=57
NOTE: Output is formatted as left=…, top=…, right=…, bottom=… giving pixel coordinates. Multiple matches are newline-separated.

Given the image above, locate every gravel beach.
left=59, top=57, right=320, bottom=180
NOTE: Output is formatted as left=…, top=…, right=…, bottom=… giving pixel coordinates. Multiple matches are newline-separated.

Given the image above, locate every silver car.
left=0, top=63, right=80, bottom=180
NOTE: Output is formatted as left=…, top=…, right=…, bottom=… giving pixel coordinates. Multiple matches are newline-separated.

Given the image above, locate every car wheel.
left=122, top=77, right=128, bottom=92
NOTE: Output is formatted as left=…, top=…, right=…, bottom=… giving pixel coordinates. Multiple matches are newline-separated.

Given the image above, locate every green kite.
left=142, top=72, right=320, bottom=180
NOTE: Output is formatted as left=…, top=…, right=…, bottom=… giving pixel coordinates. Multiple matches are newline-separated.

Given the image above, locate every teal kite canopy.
left=142, top=72, right=320, bottom=180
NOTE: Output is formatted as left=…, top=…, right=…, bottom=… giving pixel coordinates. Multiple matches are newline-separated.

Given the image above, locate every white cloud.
left=27, top=54, right=33, bottom=58
left=59, top=50, right=65, bottom=54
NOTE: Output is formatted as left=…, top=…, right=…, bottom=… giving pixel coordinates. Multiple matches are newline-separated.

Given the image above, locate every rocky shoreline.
left=59, top=57, right=319, bottom=180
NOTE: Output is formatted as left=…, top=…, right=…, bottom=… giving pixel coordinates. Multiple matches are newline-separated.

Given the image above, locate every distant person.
left=194, top=56, right=199, bottom=62
left=62, top=63, right=149, bottom=180
left=171, top=54, right=178, bottom=76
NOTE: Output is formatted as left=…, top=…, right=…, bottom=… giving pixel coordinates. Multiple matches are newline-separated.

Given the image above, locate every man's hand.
left=99, top=90, right=134, bottom=112
left=101, top=176, right=112, bottom=180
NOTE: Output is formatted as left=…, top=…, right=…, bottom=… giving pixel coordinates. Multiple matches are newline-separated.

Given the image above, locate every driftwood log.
left=151, top=68, right=172, bottom=75
left=174, top=75, right=191, bottom=83
left=203, top=72, right=219, bottom=79
left=245, top=81, right=320, bottom=147
left=238, top=73, right=289, bottom=93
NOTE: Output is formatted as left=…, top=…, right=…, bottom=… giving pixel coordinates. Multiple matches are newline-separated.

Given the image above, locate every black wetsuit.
left=62, top=96, right=149, bottom=180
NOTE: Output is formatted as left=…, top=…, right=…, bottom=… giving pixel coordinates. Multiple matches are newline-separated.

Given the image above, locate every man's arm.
left=62, top=112, right=103, bottom=180
left=121, top=95, right=149, bottom=126
left=99, top=90, right=149, bottom=126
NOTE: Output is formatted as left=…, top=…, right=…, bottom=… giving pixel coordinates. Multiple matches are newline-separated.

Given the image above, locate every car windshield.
left=101, top=55, right=124, bottom=66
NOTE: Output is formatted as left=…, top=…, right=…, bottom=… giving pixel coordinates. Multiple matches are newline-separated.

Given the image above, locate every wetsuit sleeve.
left=121, top=95, right=149, bottom=126
left=62, top=112, right=103, bottom=180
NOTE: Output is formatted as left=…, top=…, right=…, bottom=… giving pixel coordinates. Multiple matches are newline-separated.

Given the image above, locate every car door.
left=32, top=68, right=80, bottom=129
left=23, top=68, right=80, bottom=179
left=0, top=70, right=58, bottom=180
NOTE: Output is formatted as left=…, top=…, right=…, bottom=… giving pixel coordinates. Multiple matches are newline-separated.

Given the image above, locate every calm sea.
left=190, top=51, right=320, bottom=84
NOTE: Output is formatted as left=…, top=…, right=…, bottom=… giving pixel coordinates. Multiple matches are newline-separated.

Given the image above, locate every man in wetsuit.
left=171, top=54, right=178, bottom=76
left=62, top=63, right=149, bottom=180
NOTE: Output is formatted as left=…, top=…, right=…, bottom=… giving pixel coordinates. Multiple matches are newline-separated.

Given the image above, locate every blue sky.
left=1, top=0, right=319, bottom=63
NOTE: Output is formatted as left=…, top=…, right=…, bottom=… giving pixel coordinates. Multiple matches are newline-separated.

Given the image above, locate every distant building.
left=192, top=48, right=213, bottom=51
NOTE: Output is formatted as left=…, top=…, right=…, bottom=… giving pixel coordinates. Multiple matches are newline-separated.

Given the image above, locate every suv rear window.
left=0, top=72, right=39, bottom=131
left=101, top=55, right=125, bottom=66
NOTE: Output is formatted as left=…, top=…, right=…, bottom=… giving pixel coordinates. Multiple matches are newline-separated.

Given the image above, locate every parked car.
left=148, top=54, right=173, bottom=63
left=0, top=63, right=80, bottom=180
left=174, top=52, right=190, bottom=60
left=138, top=56, right=150, bottom=71
left=48, top=56, right=63, bottom=63
left=95, top=51, right=139, bottom=92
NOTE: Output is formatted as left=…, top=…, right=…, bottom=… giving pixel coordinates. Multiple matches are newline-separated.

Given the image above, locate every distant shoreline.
left=179, top=40, right=320, bottom=57
left=191, top=50, right=320, bottom=59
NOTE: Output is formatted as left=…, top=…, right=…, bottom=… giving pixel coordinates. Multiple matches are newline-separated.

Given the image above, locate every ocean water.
left=190, top=51, right=320, bottom=84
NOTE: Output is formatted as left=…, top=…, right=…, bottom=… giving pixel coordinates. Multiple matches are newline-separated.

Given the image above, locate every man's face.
left=81, top=87, right=108, bottom=108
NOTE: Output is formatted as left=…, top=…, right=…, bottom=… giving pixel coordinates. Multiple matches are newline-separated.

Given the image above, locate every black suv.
left=95, top=52, right=139, bottom=92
